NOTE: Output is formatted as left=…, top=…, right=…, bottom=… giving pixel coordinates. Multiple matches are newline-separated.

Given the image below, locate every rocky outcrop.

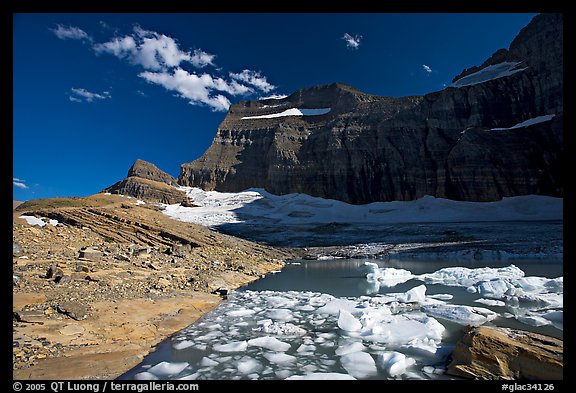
left=128, top=159, right=177, bottom=185
left=104, top=160, right=187, bottom=204
left=447, top=326, right=563, bottom=380
left=179, top=13, right=563, bottom=204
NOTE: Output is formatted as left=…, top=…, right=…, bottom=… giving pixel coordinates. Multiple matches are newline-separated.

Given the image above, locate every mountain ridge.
left=176, top=13, right=562, bottom=204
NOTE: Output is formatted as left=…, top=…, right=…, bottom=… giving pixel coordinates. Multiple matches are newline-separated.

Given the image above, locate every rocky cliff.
left=179, top=13, right=563, bottom=204
left=103, top=159, right=188, bottom=204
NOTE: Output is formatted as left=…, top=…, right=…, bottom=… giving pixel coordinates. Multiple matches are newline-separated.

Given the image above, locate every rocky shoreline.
left=12, top=194, right=293, bottom=380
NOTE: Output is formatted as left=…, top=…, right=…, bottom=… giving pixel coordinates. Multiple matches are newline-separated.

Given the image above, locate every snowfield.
left=163, top=187, right=562, bottom=228
left=449, top=61, right=528, bottom=88
left=241, top=107, right=331, bottom=119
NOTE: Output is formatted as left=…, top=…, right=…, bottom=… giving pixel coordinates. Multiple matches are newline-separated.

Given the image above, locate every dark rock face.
left=447, top=326, right=563, bottom=380
left=179, top=13, right=563, bottom=204
left=104, top=160, right=188, bottom=204
left=128, top=159, right=177, bottom=185
left=104, top=177, right=187, bottom=204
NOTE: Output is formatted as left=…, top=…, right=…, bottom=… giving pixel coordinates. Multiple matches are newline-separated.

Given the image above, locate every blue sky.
left=13, top=13, right=537, bottom=201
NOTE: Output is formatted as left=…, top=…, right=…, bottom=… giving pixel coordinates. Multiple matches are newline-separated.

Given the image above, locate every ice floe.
left=340, top=351, right=378, bottom=378
left=247, top=337, right=291, bottom=351
left=377, top=351, right=416, bottom=376
left=125, top=262, right=562, bottom=381
left=286, top=373, right=356, bottom=380
left=422, top=304, right=498, bottom=326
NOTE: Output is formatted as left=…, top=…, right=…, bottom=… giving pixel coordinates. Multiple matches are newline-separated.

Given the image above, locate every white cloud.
left=229, top=70, right=275, bottom=93
left=70, top=88, right=111, bottom=103
left=139, top=68, right=233, bottom=111
left=94, top=36, right=137, bottom=59
left=342, top=33, right=362, bottom=50
left=94, top=27, right=215, bottom=71
left=423, top=64, right=433, bottom=73
left=13, top=178, right=29, bottom=189
left=52, top=25, right=93, bottom=42
left=88, top=25, right=277, bottom=111
left=191, top=49, right=215, bottom=68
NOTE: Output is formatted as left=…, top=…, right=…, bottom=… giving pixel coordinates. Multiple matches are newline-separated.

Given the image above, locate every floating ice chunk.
left=286, top=373, right=357, bottom=380
left=173, top=340, right=195, bottom=350
left=474, top=298, right=506, bottom=307
left=49, top=219, right=59, bottom=226
left=267, top=309, right=293, bottom=321
left=428, top=294, right=453, bottom=300
left=301, top=364, right=319, bottom=373
left=254, top=321, right=307, bottom=336
left=377, top=351, right=416, bottom=376
left=296, top=305, right=316, bottom=311
left=364, top=265, right=414, bottom=287
left=476, top=279, right=515, bottom=297
left=368, top=316, right=437, bottom=344
left=199, top=357, right=219, bottom=367
left=177, top=373, right=200, bottom=380
left=396, top=285, right=426, bottom=303
left=340, top=352, right=377, bottom=379
left=338, top=309, right=362, bottom=332
left=226, top=309, right=256, bottom=317
left=213, top=356, right=232, bottom=363
left=147, top=361, right=189, bottom=376
left=263, top=352, right=297, bottom=364
left=417, top=265, right=525, bottom=288
left=275, top=370, right=293, bottom=379
left=213, top=341, right=248, bottom=352
left=516, top=276, right=563, bottom=293
left=297, top=344, right=316, bottom=353
left=236, top=357, right=263, bottom=374
left=516, top=314, right=552, bottom=327
left=247, top=337, right=291, bottom=352
left=422, top=304, right=497, bottom=326
left=359, top=262, right=379, bottom=274
left=265, top=296, right=299, bottom=308
left=316, top=298, right=361, bottom=316
left=401, top=337, right=441, bottom=358
left=134, top=371, right=159, bottom=380
left=335, top=341, right=366, bottom=356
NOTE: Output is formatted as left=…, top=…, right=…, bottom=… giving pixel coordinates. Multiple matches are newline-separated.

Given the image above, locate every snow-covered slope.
left=450, top=61, right=528, bottom=88
left=162, top=187, right=562, bottom=228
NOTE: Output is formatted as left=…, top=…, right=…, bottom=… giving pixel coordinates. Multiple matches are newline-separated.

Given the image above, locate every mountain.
left=178, top=13, right=563, bottom=204
left=103, top=159, right=189, bottom=204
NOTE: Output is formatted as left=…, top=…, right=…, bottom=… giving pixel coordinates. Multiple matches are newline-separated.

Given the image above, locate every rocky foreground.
left=12, top=194, right=296, bottom=379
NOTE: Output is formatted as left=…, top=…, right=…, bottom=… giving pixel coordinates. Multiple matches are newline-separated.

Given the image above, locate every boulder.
left=57, top=301, right=88, bottom=321
left=79, top=247, right=102, bottom=261
left=447, top=326, right=563, bottom=380
left=14, top=310, right=45, bottom=324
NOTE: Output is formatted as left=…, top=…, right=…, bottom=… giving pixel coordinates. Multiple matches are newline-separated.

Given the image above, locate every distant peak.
left=128, top=159, right=176, bottom=185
